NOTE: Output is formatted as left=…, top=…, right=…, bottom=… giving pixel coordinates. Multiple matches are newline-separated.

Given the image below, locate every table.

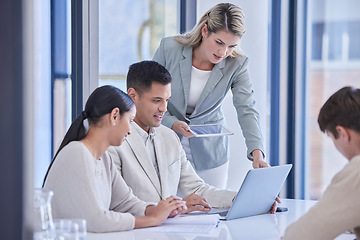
left=87, top=199, right=356, bottom=240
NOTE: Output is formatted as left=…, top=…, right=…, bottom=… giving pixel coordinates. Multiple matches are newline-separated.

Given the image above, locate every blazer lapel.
left=125, top=124, right=162, bottom=197
left=153, top=133, right=169, bottom=199
left=191, top=59, right=225, bottom=117
left=179, top=46, right=193, bottom=109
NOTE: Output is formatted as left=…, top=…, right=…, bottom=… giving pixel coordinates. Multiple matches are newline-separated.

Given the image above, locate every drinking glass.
left=33, top=188, right=56, bottom=239
left=53, top=219, right=87, bottom=240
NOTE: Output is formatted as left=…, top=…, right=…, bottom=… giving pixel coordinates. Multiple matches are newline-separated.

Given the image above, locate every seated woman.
left=43, top=85, right=186, bottom=232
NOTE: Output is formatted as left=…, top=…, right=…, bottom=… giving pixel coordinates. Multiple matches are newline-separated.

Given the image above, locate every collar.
left=132, top=122, right=156, bottom=146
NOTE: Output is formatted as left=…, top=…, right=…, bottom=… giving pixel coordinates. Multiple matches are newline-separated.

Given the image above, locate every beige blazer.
left=283, top=155, right=360, bottom=240
left=108, top=122, right=236, bottom=208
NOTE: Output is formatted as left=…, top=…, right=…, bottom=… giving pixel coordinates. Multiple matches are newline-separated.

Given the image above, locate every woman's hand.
left=269, top=197, right=281, bottom=214
left=171, top=121, right=194, bottom=138
left=252, top=149, right=270, bottom=168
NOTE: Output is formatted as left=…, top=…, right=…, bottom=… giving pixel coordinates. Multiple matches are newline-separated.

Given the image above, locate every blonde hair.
left=175, top=3, right=245, bottom=57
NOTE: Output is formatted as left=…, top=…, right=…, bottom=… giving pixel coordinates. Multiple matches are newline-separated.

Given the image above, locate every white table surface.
left=87, top=198, right=356, bottom=240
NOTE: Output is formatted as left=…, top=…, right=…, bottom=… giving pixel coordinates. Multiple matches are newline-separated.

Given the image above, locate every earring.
left=113, top=122, right=116, bottom=126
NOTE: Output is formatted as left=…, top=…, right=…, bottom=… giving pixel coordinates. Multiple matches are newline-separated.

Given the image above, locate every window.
left=52, top=0, right=72, bottom=164
left=98, top=0, right=178, bottom=90
left=306, top=0, right=360, bottom=199
left=33, top=0, right=52, bottom=187
left=33, top=0, right=72, bottom=187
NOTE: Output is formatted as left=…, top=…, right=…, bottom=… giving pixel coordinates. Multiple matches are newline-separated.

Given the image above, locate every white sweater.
left=283, top=155, right=360, bottom=240
left=44, top=141, right=150, bottom=232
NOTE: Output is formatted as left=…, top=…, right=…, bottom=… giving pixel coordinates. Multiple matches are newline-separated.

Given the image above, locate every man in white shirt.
left=109, top=60, right=237, bottom=212
left=283, top=86, right=360, bottom=240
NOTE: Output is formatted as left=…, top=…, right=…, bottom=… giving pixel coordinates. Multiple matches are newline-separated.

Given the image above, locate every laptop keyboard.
left=217, top=210, right=229, bottom=217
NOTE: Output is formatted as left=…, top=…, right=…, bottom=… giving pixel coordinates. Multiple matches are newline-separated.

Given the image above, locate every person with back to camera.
left=152, top=3, right=269, bottom=189
left=43, top=85, right=186, bottom=233
left=283, top=86, right=360, bottom=240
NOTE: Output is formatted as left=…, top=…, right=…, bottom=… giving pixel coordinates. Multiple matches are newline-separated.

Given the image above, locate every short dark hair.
left=127, top=60, right=171, bottom=95
left=318, top=86, right=360, bottom=138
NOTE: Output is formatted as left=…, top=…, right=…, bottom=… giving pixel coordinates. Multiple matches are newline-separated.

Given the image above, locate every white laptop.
left=209, top=164, right=292, bottom=220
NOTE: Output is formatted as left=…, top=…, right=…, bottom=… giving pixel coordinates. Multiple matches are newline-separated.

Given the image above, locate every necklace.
left=81, top=139, right=104, bottom=177
left=95, top=160, right=103, bottom=177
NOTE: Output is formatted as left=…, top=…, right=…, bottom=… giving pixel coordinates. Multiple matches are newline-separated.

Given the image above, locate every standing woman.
left=153, top=3, right=268, bottom=188
left=43, top=85, right=186, bottom=232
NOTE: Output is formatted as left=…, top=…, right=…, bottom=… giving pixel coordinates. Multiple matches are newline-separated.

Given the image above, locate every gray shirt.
left=153, top=36, right=265, bottom=170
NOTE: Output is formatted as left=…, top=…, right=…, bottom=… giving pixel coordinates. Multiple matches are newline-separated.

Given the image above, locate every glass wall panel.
left=53, top=78, right=72, bottom=152
left=51, top=0, right=72, bottom=177
left=33, top=0, right=51, bottom=187
left=31, top=0, right=71, bottom=187
left=98, top=0, right=178, bottom=90
left=307, top=0, right=360, bottom=199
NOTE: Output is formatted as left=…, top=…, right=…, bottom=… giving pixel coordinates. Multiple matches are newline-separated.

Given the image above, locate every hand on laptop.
left=183, top=193, right=212, bottom=213
left=252, top=149, right=270, bottom=168
left=269, top=197, right=282, bottom=214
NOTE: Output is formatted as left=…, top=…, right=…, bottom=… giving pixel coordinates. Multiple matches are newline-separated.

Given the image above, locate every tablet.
left=189, top=124, right=234, bottom=137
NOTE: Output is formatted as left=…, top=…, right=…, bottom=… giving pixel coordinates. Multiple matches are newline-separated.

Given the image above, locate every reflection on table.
left=87, top=199, right=356, bottom=240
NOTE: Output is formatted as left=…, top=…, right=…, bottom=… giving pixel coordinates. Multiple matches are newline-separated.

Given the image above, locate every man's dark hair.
left=127, top=60, right=171, bottom=95
left=318, top=86, right=360, bottom=138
